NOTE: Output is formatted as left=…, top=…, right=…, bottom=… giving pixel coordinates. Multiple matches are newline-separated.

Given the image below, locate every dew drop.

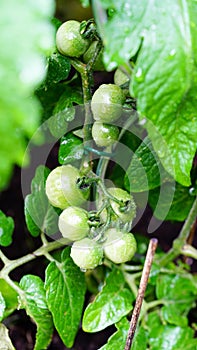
left=170, top=49, right=176, bottom=56
left=151, top=24, right=157, bottom=31
left=157, top=149, right=165, bottom=158
left=139, top=118, right=147, bottom=125
left=167, top=49, right=177, bottom=60
left=135, top=68, right=144, bottom=82
left=80, top=268, right=87, bottom=272
left=189, top=187, right=196, bottom=196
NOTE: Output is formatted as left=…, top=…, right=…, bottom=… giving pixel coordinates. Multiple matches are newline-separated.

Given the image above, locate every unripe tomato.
left=108, top=187, right=136, bottom=223
left=45, top=165, right=89, bottom=209
left=99, top=187, right=136, bottom=224
left=70, top=238, right=103, bottom=270
left=45, top=167, right=69, bottom=209
left=103, top=228, right=137, bottom=264
left=58, top=206, right=89, bottom=241
left=91, top=84, right=125, bottom=123
left=56, top=20, right=90, bottom=57
left=83, top=41, right=105, bottom=71
left=92, top=122, right=119, bottom=147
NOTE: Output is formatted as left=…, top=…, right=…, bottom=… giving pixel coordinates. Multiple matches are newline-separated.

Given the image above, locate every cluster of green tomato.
left=56, top=20, right=129, bottom=148
left=45, top=21, right=137, bottom=270
left=45, top=165, right=137, bottom=270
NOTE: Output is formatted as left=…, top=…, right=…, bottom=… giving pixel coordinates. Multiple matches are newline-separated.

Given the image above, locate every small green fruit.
left=92, top=122, right=119, bottom=147
left=58, top=206, right=89, bottom=241
left=99, top=187, right=136, bottom=224
left=91, top=84, right=125, bottom=123
left=45, top=166, right=69, bottom=209
left=104, top=228, right=137, bottom=264
left=45, top=165, right=89, bottom=209
left=56, top=20, right=90, bottom=57
left=71, top=238, right=103, bottom=270
left=108, top=187, right=136, bottom=223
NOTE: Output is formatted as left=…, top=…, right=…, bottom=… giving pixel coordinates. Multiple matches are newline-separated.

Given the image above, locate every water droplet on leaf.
left=168, top=49, right=176, bottom=60
left=135, top=68, right=144, bottom=82
left=80, top=268, right=87, bottom=272
left=189, top=187, right=196, bottom=196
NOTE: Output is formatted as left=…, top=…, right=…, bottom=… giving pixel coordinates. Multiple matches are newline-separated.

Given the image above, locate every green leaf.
left=0, top=280, right=18, bottom=320
left=82, top=269, right=134, bottom=332
left=125, top=137, right=172, bottom=192
left=46, top=52, right=71, bottom=85
left=45, top=247, right=86, bottom=348
left=19, top=275, right=53, bottom=350
left=0, top=293, right=6, bottom=321
left=156, top=274, right=197, bottom=327
left=24, top=165, right=59, bottom=237
left=0, top=323, right=15, bottom=350
left=47, top=89, right=77, bottom=138
left=36, top=82, right=65, bottom=122
left=146, top=311, right=197, bottom=350
left=0, top=0, right=55, bottom=191
left=99, top=318, right=129, bottom=350
left=96, top=0, right=197, bottom=186
left=131, top=326, right=147, bottom=350
left=99, top=318, right=147, bottom=350
left=0, top=211, right=14, bottom=247
left=39, top=83, right=83, bottom=137
left=149, top=182, right=195, bottom=222
left=59, top=132, right=84, bottom=165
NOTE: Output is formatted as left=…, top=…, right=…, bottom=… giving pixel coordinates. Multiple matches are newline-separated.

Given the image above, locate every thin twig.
left=124, top=238, right=158, bottom=350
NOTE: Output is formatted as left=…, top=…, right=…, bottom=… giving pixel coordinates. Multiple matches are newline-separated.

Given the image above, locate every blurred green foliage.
left=0, top=0, right=55, bottom=190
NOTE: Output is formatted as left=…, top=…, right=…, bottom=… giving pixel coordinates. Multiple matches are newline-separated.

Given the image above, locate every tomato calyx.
left=80, top=19, right=101, bottom=41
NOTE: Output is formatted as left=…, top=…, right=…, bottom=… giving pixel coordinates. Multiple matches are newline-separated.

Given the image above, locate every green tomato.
left=104, top=228, right=137, bottom=264
left=45, top=166, right=69, bottom=209
left=114, top=68, right=130, bottom=86
left=99, top=187, right=136, bottom=224
left=70, top=238, right=103, bottom=270
left=92, top=122, right=119, bottom=147
left=45, top=165, right=89, bottom=209
left=108, top=187, right=136, bottom=223
left=91, top=84, right=125, bottom=123
left=58, top=206, right=89, bottom=241
left=83, top=41, right=105, bottom=71
left=56, top=20, right=90, bottom=57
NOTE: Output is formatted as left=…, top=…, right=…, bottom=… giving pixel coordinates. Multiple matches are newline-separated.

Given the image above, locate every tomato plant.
left=0, top=1, right=197, bottom=350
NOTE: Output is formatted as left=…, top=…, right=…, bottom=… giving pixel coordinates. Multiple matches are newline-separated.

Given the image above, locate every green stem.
left=70, top=58, right=92, bottom=140
left=159, top=197, right=197, bottom=266
left=3, top=275, right=25, bottom=300
left=181, top=244, right=197, bottom=260
left=0, top=250, right=10, bottom=265
left=145, top=299, right=165, bottom=311
left=124, top=272, right=142, bottom=298
left=98, top=180, right=125, bottom=206
left=123, top=264, right=143, bottom=272
left=0, top=239, right=65, bottom=276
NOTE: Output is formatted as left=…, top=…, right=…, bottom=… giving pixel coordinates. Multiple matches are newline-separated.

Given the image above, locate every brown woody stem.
left=124, top=238, right=158, bottom=350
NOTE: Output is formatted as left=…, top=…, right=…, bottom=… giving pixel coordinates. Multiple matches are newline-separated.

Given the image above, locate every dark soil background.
left=0, top=1, right=196, bottom=349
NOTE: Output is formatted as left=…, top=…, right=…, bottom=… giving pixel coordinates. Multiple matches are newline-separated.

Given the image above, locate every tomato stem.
left=159, top=196, right=197, bottom=266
